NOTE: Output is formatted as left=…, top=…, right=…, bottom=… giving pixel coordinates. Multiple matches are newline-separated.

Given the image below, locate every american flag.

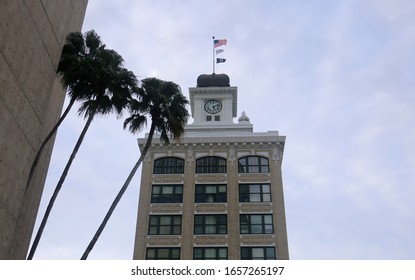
left=214, top=39, right=227, bottom=48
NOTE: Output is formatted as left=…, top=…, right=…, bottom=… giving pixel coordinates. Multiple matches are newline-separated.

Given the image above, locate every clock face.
left=204, top=99, right=222, bottom=114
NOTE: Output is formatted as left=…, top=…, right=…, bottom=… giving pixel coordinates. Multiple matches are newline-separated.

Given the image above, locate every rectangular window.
left=240, top=214, right=273, bottom=234
left=206, top=116, right=212, bottom=121
left=238, top=156, right=269, bottom=173
left=214, top=115, right=220, bottom=121
left=239, top=184, right=271, bottom=202
left=195, top=184, right=227, bottom=203
left=193, top=247, right=228, bottom=259
left=146, top=247, right=180, bottom=260
left=148, top=215, right=182, bottom=235
left=240, top=247, right=276, bottom=260
left=194, top=214, right=227, bottom=234
left=151, top=185, right=183, bottom=203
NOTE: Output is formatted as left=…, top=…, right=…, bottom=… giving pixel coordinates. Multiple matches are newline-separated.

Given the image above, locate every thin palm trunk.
left=27, top=111, right=95, bottom=260
left=25, top=98, right=76, bottom=191
left=80, top=123, right=156, bottom=260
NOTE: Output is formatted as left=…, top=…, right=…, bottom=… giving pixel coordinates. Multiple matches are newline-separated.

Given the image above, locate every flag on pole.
left=216, top=49, right=224, bottom=55
left=214, top=39, right=227, bottom=48
left=216, top=58, right=226, bottom=63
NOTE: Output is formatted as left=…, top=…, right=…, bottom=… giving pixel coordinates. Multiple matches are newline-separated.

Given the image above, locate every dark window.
left=240, top=247, right=276, bottom=260
left=148, top=215, right=182, bottom=235
left=151, top=185, right=183, bottom=203
left=146, top=247, right=180, bottom=260
left=153, top=157, right=184, bottom=174
left=195, top=184, right=227, bottom=203
left=194, top=214, right=227, bottom=234
left=206, top=116, right=212, bottom=121
left=196, top=156, right=226, bottom=173
left=239, top=184, right=271, bottom=202
left=214, top=115, right=220, bottom=121
left=238, top=156, right=269, bottom=173
left=193, top=247, right=228, bottom=260
left=240, top=214, right=273, bottom=234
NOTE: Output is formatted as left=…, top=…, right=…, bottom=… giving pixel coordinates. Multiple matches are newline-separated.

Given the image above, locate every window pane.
left=266, top=247, right=276, bottom=259
left=205, top=248, right=216, bottom=258
left=149, top=216, right=158, bottom=225
left=263, top=194, right=271, bottom=202
left=264, top=225, right=273, bottom=234
left=251, top=225, right=263, bottom=233
left=206, top=186, right=216, bottom=193
left=148, top=226, right=157, bottom=235
left=260, top=157, right=269, bottom=165
left=250, top=215, right=262, bottom=224
left=146, top=249, right=155, bottom=259
left=172, top=225, right=181, bottom=235
left=162, top=186, right=173, bottom=194
left=159, top=226, right=171, bottom=234
left=250, top=194, right=261, bottom=202
left=248, top=166, right=259, bottom=173
left=248, top=157, right=259, bottom=165
left=158, top=248, right=170, bottom=259
left=205, top=225, right=216, bottom=234
left=218, top=248, right=227, bottom=259
left=262, top=184, right=270, bottom=193
left=152, top=186, right=160, bottom=194
left=160, top=216, right=171, bottom=225
left=240, top=225, right=249, bottom=234
left=250, top=185, right=261, bottom=193
left=263, top=215, right=273, bottom=224
left=252, top=248, right=264, bottom=258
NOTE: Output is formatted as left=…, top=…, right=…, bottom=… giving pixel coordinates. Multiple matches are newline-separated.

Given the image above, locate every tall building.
left=133, top=73, right=288, bottom=260
left=0, top=1, right=88, bottom=259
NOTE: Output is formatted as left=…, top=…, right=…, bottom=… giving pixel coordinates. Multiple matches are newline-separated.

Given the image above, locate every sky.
left=31, top=0, right=415, bottom=259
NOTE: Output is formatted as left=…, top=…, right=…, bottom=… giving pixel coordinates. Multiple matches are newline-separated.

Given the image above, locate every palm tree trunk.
left=25, top=98, right=76, bottom=191
left=80, top=123, right=156, bottom=260
left=27, top=111, right=95, bottom=260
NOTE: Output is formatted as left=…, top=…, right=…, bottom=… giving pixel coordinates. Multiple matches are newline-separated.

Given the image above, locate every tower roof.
left=197, top=73, right=230, bottom=87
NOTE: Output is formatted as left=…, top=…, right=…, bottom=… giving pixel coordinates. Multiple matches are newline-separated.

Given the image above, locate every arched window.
left=238, top=156, right=269, bottom=173
left=196, top=156, right=227, bottom=173
left=153, top=157, right=184, bottom=174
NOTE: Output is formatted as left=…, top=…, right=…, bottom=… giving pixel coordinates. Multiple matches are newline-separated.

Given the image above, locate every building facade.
left=133, top=74, right=289, bottom=260
left=0, top=1, right=88, bottom=259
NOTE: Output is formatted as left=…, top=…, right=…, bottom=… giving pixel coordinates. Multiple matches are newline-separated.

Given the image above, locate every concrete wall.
left=0, top=0, right=88, bottom=259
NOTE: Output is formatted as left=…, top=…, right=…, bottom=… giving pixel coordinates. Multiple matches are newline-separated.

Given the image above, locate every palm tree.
left=25, top=32, right=92, bottom=192
left=80, top=77, right=189, bottom=259
left=27, top=30, right=138, bottom=259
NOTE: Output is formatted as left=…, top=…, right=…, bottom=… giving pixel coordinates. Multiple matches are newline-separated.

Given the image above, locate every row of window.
left=146, top=247, right=276, bottom=260
left=153, top=156, right=270, bottom=174
left=151, top=184, right=272, bottom=203
left=148, top=214, right=274, bottom=235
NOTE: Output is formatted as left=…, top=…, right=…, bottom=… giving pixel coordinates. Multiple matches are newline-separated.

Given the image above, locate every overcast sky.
left=31, top=0, right=415, bottom=259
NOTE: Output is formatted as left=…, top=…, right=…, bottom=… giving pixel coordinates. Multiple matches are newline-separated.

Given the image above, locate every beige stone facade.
left=0, top=0, right=88, bottom=259
left=133, top=75, right=289, bottom=260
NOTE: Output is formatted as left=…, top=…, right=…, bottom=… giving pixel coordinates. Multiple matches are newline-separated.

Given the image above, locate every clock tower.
left=133, top=73, right=289, bottom=260
left=187, top=73, right=253, bottom=134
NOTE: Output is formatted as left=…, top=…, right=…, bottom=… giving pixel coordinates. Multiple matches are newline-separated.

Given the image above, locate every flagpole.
left=212, top=36, right=215, bottom=74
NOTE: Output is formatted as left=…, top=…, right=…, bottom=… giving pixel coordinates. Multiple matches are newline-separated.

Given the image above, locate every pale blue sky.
left=31, top=0, right=415, bottom=259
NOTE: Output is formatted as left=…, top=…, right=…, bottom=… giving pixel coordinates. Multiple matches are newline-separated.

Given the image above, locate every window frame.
left=146, top=247, right=181, bottom=260
left=151, top=184, right=183, bottom=203
left=148, top=215, right=182, bottom=235
left=194, top=214, right=227, bottom=234
left=195, top=184, right=227, bottom=203
left=240, top=214, right=274, bottom=234
left=240, top=247, right=276, bottom=260
left=239, top=183, right=271, bottom=202
left=153, top=157, right=184, bottom=174
left=238, top=156, right=269, bottom=173
left=193, top=247, right=228, bottom=260
left=196, top=156, right=227, bottom=174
